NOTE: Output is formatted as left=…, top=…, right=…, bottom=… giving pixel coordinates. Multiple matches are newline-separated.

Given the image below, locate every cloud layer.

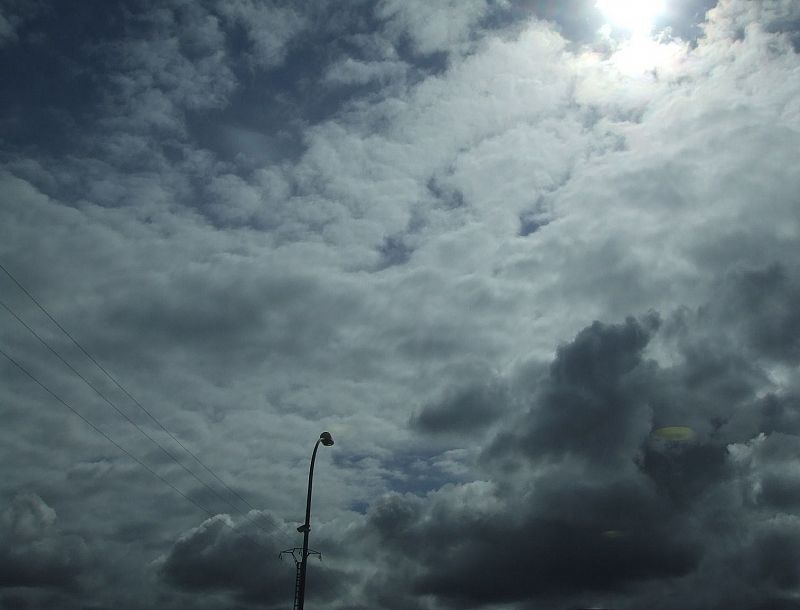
left=2, top=0, right=800, bottom=608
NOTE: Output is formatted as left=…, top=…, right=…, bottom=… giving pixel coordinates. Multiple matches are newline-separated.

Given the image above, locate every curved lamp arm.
left=296, top=431, right=334, bottom=610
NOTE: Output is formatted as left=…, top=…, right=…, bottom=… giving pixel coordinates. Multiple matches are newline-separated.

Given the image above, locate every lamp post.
left=295, top=431, right=334, bottom=610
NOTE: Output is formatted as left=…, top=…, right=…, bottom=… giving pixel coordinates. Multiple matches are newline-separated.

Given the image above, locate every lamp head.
left=320, top=431, right=334, bottom=447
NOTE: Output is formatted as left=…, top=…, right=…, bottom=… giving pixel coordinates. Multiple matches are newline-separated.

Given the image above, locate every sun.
left=596, top=0, right=665, bottom=37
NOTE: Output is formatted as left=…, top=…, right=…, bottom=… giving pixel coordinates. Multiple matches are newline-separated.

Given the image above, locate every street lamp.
left=295, top=431, right=334, bottom=610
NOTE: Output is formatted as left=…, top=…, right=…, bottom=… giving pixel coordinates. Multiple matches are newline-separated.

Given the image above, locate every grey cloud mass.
left=0, top=494, right=86, bottom=591
left=2, top=0, right=800, bottom=608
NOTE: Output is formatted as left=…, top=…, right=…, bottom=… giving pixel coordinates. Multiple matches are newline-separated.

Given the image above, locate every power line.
left=0, top=262, right=264, bottom=513
left=0, top=345, right=216, bottom=516
left=0, top=261, right=297, bottom=550
left=0, top=345, right=289, bottom=558
left=0, top=298, right=248, bottom=517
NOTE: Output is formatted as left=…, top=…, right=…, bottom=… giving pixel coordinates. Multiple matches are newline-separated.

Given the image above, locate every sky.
left=1, top=0, right=800, bottom=608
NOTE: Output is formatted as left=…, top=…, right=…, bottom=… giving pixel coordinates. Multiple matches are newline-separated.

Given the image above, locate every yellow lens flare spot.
left=601, top=529, right=627, bottom=539
left=652, top=426, right=695, bottom=441
left=596, top=0, right=665, bottom=36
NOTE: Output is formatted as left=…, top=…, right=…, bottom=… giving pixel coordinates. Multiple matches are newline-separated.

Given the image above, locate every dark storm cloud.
left=753, top=523, right=800, bottom=590
left=637, top=440, right=729, bottom=507
left=161, top=515, right=289, bottom=604
left=410, top=365, right=509, bottom=434
left=362, top=280, right=800, bottom=608
left=758, top=471, right=800, bottom=510
left=364, top=316, right=704, bottom=607
left=714, top=263, right=800, bottom=364
left=488, top=315, right=659, bottom=464
left=416, top=514, right=697, bottom=604
left=366, top=474, right=700, bottom=608
left=161, top=513, right=346, bottom=608
left=760, top=393, right=800, bottom=436
left=0, top=494, right=87, bottom=590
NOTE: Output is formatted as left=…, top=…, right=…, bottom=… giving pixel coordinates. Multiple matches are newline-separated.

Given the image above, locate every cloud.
left=0, top=12, right=16, bottom=46
left=3, top=0, right=800, bottom=608
left=357, top=253, right=800, bottom=607
left=0, top=1, right=46, bottom=47
left=490, top=315, right=660, bottom=463
left=376, top=0, right=491, bottom=56
left=214, top=0, right=307, bottom=69
left=100, top=3, right=236, bottom=138
left=0, top=494, right=87, bottom=590
left=711, top=263, right=800, bottom=364
left=411, top=362, right=510, bottom=436
left=707, top=0, right=800, bottom=45
left=160, top=512, right=346, bottom=607
left=364, top=317, right=699, bottom=607
left=364, top=473, right=700, bottom=608
left=323, top=57, right=408, bottom=87
left=358, top=258, right=800, bottom=607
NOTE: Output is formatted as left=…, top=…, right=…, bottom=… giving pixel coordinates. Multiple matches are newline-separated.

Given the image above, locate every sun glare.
left=596, top=0, right=665, bottom=37
left=610, top=35, right=684, bottom=74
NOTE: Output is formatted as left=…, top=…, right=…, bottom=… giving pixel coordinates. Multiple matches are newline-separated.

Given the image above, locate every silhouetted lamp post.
left=296, top=431, right=334, bottom=610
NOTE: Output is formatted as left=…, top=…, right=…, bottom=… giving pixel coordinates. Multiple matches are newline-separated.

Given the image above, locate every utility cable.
left=0, top=345, right=216, bottom=517
left=0, top=297, right=294, bottom=549
left=0, top=299, right=244, bottom=515
left=0, top=262, right=297, bottom=549
left=0, top=345, right=290, bottom=558
left=0, top=262, right=272, bottom=517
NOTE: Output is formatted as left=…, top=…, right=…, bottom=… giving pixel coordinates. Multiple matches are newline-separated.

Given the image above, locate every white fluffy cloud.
left=376, top=0, right=491, bottom=55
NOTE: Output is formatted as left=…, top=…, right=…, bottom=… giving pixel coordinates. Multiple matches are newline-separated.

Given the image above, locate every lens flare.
left=652, top=426, right=695, bottom=441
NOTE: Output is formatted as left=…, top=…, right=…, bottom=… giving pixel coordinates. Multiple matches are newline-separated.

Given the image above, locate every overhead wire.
left=0, top=262, right=259, bottom=511
left=0, top=298, right=251, bottom=516
left=0, top=262, right=298, bottom=550
left=0, top=264, right=266, bottom=509
left=0, top=345, right=216, bottom=517
left=0, top=345, right=284, bottom=558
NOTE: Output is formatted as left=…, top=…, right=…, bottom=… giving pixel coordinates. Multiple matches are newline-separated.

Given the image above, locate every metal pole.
left=297, top=438, right=321, bottom=610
